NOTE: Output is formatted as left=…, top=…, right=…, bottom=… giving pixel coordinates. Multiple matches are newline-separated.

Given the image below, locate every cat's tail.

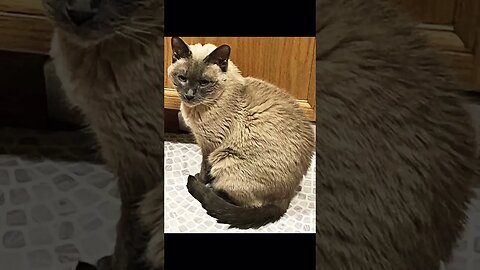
left=186, top=175, right=286, bottom=229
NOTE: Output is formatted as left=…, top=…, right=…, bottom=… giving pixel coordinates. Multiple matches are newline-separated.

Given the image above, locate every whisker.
left=131, top=21, right=160, bottom=28
left=123, top=25, right=153, bottom=35
left=130, top=23, right=164, bottom=34
left=115, top=30, right=149, bottom=49
left=123, top=28, right=153, bottom=44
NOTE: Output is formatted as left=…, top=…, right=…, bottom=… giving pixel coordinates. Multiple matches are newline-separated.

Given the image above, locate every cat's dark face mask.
left=169, top=37, right=231, bottom=107
left=42, top=0, right=163, bottom=44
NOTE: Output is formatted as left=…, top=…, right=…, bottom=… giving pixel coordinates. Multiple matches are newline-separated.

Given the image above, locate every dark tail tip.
left=187, top=175, right=286, bottom=229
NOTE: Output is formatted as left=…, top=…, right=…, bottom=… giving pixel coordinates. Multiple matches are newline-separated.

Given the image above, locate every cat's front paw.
left=196, top=171, right=214, bottom=184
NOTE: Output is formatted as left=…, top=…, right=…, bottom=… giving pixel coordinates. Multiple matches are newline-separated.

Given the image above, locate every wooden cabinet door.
left=0, top=0, right=52, bottom=54
left=392, top=0, right=456, bottom=25
left=392, top=0, right=480, bottom=89
left=164, top=37, right=316, bottom=121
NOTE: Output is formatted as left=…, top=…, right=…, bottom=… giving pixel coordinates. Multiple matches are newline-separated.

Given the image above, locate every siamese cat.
left=316, top=0, right=478, bottom=269
left=167, top=37, right=315, bottom=229
left=42, top=0, right=164, bottom=269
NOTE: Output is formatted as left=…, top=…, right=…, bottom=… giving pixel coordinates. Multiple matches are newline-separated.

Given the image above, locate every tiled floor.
left=0, top=129, right=119, bottom=270
left=164, top=133, right=316, bottom=233
left=445, top=194, right=480, bottom=270
left=448, top=104, right=480, bottom=270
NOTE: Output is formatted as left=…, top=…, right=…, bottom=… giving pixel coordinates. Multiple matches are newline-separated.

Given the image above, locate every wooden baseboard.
left=418, top=23, right=477, bottom=90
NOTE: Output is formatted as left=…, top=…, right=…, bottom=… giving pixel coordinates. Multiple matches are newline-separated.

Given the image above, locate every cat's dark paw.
left=187, top=175, right=203, bottom=200
left=196, top=171, right=214, bottom=184
left=195, top=172, right=209, bottom=184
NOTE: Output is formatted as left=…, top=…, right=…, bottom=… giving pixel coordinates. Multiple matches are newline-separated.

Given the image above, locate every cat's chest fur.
left=181, top=101, right=240, bottom=153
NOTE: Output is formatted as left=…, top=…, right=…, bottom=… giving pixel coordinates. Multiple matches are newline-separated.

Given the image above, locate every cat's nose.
left=185, top=89, right=195, bottom=101
left=66, top=0, right=100, bottom=26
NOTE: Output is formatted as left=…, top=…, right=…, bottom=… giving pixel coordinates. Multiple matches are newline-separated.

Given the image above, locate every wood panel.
left=0, top=0, right=44, bottom=15
left=164, top=37, right=316, bottom=121
left=454, top=0, right=480, bottom=51
left=393, top=0, right=456, bottom=25
left=416, top=24, right=477, bottom=89
left=0, top=12, right=52, bottom=54
left=453, top=0, right=480, bottom=88
left=419, top=24, right=469, bottom=52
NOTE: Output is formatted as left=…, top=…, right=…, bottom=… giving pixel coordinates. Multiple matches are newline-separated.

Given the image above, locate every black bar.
left=165, top=0, right=316, bottom=37
left=165, top=233, right=316, bottom=269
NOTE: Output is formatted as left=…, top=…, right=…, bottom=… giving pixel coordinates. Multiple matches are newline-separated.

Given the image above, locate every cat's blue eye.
left=199, top=80, right=210, bottom=86
left=177, top=75, right=187, bottom=82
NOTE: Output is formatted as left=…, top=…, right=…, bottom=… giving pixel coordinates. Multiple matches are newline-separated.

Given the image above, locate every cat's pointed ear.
left=171, top=37, right=192, bottom=63
left=204, top=45, right=230, bottom=72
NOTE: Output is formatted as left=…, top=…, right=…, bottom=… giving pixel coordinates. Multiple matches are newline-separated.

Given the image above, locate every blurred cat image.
left=42, top=0, right=164, bottom=269
left=316, top=0, right=478, bottom=269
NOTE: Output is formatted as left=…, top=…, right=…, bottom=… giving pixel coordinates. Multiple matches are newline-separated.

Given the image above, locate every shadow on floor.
left=0, top=127, right=102, bottom=164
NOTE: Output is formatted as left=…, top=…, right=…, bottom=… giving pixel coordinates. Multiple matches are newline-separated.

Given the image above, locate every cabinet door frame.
left=453, top=0, right=480, bottom=87
left=395, top=0, right=480, bottom=89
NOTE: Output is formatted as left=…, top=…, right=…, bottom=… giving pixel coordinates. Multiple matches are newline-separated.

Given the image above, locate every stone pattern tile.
left=0, top=155, right=120, bottom=270
left=444, top=193, right=480, bottom=270
left=164, top=133, right=316, bottom=233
